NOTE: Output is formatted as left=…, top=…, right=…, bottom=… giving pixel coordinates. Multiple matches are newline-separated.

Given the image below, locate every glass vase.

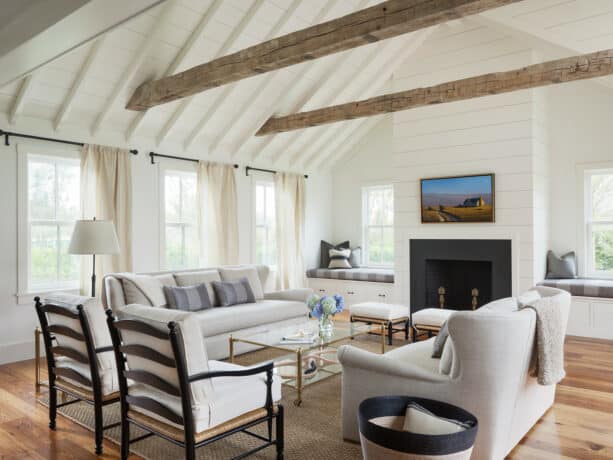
left=319, top=315, right=334, bottom=337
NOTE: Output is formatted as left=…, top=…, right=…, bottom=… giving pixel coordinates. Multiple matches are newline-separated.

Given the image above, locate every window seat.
left=306, top=268, right=394, bottom=284
left=538, top=278, right=613, bottom=299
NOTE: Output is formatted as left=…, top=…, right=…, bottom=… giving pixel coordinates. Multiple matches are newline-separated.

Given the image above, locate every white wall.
left=0, top=136, right=331, bottom=364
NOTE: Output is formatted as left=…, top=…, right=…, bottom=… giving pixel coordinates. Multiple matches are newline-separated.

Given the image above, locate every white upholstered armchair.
left=338, top=286, right=570, bottom=460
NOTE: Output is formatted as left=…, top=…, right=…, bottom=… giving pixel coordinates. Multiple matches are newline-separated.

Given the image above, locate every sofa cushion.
left=212, top=278, right=256, bottom=306
left=174, top=270, right=221, bottom=306
left=385, top=338, right=440, bottom=374
left=196, top=299, right=306, bottom=338
left=164, top=283, right=212, bottom=312
left=219, top=267, right=264, bottom=300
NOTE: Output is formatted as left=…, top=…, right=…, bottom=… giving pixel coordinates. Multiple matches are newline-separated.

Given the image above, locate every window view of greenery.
left=590, top=173, right=613, bottom=273
left=364, top=186, right=394, bottom=266
left=164, top=171, right=198, bottom=270
left=28, top=155, right=80, bottom=290
left=255, top=181, right=276, bottom=266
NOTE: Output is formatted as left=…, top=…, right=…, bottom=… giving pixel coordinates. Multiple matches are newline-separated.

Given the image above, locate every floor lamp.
left=68, top=218, right=120, bottom=297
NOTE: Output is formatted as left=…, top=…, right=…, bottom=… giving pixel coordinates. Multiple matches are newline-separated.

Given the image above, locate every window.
left=363, top=185, right=394, bottom=267
left=254, top=180, right=276, bottom=266
left=27, top=154, right=80, bottom=291
left=586, top=170, right=613, bottom=277
left=163, top=170, right=198, bottom=270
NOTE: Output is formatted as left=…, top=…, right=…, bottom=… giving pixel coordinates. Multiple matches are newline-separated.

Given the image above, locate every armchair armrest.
left=264, top=288, right=313, bottom=302
left=188, top=361, right=274, bottom=382
left=337, top=345, right=448, bottom=383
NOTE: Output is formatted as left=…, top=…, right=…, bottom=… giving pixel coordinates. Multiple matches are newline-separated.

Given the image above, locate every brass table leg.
left=294, top=348, right=303, bottom=406
left=381, top=323, right=386, bottom=354
left=35, top=327, right=41, bottom=391
left=229, top=335, right=234, bottom=363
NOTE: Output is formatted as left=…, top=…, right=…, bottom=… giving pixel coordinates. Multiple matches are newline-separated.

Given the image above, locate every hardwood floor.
left=0, top=336, right=612, bottom=459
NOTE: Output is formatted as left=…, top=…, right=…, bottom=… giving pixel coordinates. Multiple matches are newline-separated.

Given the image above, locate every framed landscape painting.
left=420, top=174, right=495, bottom=223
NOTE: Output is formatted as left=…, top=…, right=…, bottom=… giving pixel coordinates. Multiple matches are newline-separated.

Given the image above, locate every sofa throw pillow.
left=121, top=275, right=166, bottom=307
left=218, top=267, right=264, bottom=300
left=320, top=240, right=350, bottom=268
left=328, top=248, right=352, bottom=269
left=349, top=246, right=362, bottom=268
left=164, top=283, right=212, bottom=312
left=546, top=250, right=577, bottom=279
left=174, top=270, right=222, bottom=306
left=212, top=277, right=256, bottom=307
left=431, top=321, right=450, bottom=358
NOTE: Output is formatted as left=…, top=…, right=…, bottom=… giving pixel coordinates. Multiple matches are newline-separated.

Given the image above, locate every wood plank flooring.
left=0, top=335, right=612, bottom=459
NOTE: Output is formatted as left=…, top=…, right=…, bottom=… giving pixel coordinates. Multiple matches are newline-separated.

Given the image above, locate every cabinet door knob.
left=378, top=294, right=386, bottom=297
left=319, top=289, right=325, bottom=292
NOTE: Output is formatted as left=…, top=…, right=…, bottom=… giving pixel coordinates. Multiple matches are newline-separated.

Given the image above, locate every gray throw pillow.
left=546, top=250, right=577, bottom=279
left=431, top=321, right=449, bottom=358
left=212, top=277, right=256, bottom=307
left=163, top=283, right=212, bottom=312
left=320, top=240, right=350, bottom=268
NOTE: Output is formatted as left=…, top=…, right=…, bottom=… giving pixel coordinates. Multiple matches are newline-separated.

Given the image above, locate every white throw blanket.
left=520, top=296, right=566, bottom=385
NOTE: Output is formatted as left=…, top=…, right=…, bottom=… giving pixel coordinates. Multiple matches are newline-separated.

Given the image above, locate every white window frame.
left=362, top=184, right=394, bottom=268
left=252, top=177, right=277, bottom=269
left=159, top=162, right=198, bottom=271
left=17, top=143, right=81, bottom=302
left=584, top=168, right=613, bottom=279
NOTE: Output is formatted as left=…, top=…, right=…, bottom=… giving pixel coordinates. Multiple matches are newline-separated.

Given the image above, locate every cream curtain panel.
left=275, top=172, right=306, bottom=289
left=80, top=144, right=132, bottom=296
left=197, top=161, right=239, bottom=266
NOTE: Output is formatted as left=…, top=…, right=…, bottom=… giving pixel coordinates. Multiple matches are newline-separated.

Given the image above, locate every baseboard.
left=0, top=339, right=41, bottom=365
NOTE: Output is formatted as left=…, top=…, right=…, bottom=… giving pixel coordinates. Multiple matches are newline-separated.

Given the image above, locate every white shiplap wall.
left=391, top=21, right=544, bottom=305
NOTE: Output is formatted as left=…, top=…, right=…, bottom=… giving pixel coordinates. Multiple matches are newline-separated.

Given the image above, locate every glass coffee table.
left=229, top=320, right=385, bottom=406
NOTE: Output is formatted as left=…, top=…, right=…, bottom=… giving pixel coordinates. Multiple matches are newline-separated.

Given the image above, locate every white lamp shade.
left=68, top=219, right=120, bottom=255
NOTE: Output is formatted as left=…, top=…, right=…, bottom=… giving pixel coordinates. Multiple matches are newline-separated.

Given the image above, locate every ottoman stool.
left=350, top=302, right=409, bottom=348
left=411, top=308, right=454, bottom=337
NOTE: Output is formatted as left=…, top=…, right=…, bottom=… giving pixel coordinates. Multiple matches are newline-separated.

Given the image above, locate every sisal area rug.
left=40, top=335, right=398, bottom=459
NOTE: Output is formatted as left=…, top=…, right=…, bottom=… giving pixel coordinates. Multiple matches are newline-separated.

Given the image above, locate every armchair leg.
left=94, top=398, right=103, bottom=454
left=387, top=321, right=393, bottom=346
left=276, top=404, right=284, bottom=460
left=49, top=386, right=57, bottom=430
left=405, top=319, right=410, bottom=340
left=120, top=418, right=129, bottom=460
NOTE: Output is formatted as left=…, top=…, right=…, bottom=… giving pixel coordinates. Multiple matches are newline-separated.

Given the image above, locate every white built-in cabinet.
left=307, top=278, right=396, bottom=306
left=567, top=296, right=613, bottom=339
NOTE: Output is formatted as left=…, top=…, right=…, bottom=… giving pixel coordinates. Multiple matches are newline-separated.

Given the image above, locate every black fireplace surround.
left=410, top=239, right=512, bottom=314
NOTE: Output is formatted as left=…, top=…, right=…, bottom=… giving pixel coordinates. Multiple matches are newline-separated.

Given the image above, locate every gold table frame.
left=229, top=322, right=384, bottom=406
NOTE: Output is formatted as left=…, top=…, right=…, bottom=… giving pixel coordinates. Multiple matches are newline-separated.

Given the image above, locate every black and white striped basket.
left=358, top=396, right=478, bottom=460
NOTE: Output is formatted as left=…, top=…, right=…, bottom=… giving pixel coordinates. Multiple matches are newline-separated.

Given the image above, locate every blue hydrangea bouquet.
left=307, top=294, right=344, bottom=336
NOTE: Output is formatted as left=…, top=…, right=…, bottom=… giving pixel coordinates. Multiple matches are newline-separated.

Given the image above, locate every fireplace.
left=410, top=239, right=512, bottom=314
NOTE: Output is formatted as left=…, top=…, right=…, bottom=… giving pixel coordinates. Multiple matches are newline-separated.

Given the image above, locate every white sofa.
left=338, top=286, right=571, bottom=460
left=103, top=264, right=312, bottom=360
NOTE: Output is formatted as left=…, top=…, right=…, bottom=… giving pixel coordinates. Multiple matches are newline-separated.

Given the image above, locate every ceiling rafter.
left=156, top=0, right=268, bottom=147
left=90, top=0, right=177, bottom=136
left=300, top=28, right=435, bottom=169
left=321, top=116, right=383, bottom=170
left=125, top=0, right=225, bottom=142
left=9, top=75, right=34, bottom=125
left=253, top=0, right=373, bottom=164
left=54, top=37, right=106, bottom=131
left=207, top=0, right=348, bottom=158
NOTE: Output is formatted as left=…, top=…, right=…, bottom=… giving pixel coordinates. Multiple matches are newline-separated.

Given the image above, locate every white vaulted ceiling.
left=1, top=0, right=613, bottom=172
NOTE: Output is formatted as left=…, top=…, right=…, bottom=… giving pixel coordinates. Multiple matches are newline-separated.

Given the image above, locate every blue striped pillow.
left=163, top=283, right=212, bottom=312
left=211, top=277, right=256, bottom=306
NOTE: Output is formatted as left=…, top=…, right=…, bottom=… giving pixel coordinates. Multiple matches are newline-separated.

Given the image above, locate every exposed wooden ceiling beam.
left=157, top=0, right=268, bottom=147
left=90, top=0, right=177, bottom=136
left=126, top=0, right=522, bottom=111
left=54, top=37, right=105, bottom=131
left=258, top=48, right=613, bottom=136
left=125, top=0, right=224, bottom=141
left=9, top=75, right=34, bottom=125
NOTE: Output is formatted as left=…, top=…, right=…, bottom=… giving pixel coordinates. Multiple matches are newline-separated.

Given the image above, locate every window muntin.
left=587, top=171, right=613, bottom=277
left=254, top=180, right=276, bottom=266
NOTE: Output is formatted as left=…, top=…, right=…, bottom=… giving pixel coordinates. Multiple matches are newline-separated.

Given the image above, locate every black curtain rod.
left=149, top=151, right=239, bottom=168
left=245, top=165, right=308, bottom=179
left=0, top=129, right=138, bottom=155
